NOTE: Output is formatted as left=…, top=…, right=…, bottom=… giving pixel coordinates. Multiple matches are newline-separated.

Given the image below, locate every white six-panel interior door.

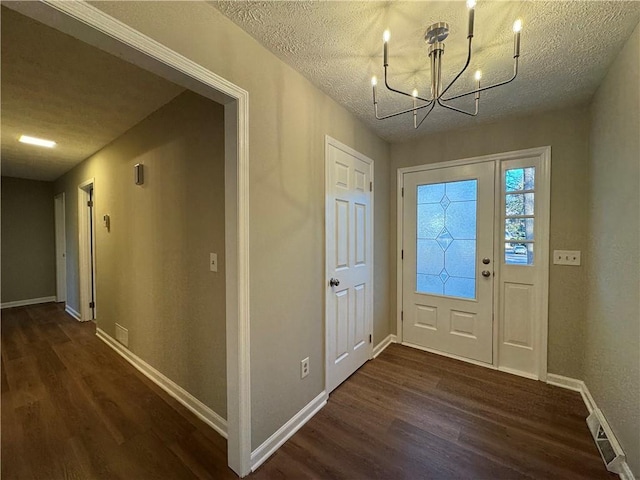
left=397, top=147, right=551, bottom=380
left=325, top=136, right=373, bottom=394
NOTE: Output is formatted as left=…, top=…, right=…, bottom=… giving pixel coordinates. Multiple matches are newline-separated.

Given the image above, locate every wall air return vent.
left=586, top=409, right=626, bottom=475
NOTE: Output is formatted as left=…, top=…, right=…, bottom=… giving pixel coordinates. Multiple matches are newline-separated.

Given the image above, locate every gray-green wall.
left=88, top=1, right=392, bottom=450
left=1, top=176, right=56, bottom=304
left=585, top=22, right=639, bottom=477
left=54, top=91, right=228, bottom=417
left=391, top=106, right=591, bottom=379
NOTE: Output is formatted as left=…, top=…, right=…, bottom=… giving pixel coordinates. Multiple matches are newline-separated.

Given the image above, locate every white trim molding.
left=547, top=374, right=634, bottom=479
left=621, top=462, right=637, bottom=480
left=1, top=296, right=57, bottom=309
left=546, top=374, right=596, bottom=412
left=77, top=178, right=96, bottom=323
left=97, top=328, right=227, bottom=438
left=546, top=373, right=585, bottom=392
left=250, top=391, right=327, bottom=472
left=65, top=304, right=82, bottom=321
left=373, top=334, right=397, bottom=359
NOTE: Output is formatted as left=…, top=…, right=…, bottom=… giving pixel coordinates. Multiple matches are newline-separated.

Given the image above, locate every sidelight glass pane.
left=505, top=218, right=535, bottom=241
left=416, top=180, right=477, bottom=299
left=505, top=167, right=535, bottom=192
left=506, top=193, right=535, bottom=216
left=505, top=243, right=534, bottom=265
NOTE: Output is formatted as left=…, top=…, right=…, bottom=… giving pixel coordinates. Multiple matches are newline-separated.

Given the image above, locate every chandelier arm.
left=374, top=100, right=434, bottom=120
left=437, top=97, right=478, bottom=117
left=384, top=66, right=433, bottom=103
left=441, top=58, right=519, bottom=102
left=415, top=102, right=437, bottom=129
left=437, top=37, right=473, bottom=100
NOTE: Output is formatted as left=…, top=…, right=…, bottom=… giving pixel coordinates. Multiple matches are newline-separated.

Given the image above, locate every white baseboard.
left=372, top=334, right=397, bottom=359
left=1, top=296, right=56, bottom=309
left=547, top=374, right=634, bottom=479
left=65, top=304, right=82, bottom=321
left=498, top=366, right=539, bottom=381
left=621, top=461, right=636, bottom=480
left=250, top=390, right=327, bottom=472
left=579, top=380, right=598, bottom=414
left=546, top=373, right=584, bottom=392
left=96, top=328, right=227, bottom=439
left=546, top=373, right=596, bottom=413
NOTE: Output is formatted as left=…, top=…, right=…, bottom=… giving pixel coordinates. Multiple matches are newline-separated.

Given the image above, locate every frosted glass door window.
left=504, top=167, right=535, bottom=265
left=416, top=180, right=477, bottom=299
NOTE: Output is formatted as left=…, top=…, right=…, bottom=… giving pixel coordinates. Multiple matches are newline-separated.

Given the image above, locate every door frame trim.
left=78, top=178, right=96, bottom=322
left=54, top=192, right=67, bottom=303
left=396, top=146, right=550, bottom=380
left=324, top=135, right=374, bottom=393
left=6, top=1, right=252, bottom=475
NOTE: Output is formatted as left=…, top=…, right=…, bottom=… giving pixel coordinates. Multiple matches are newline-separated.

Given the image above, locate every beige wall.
left=84, top=1, right=392, bottom=449
left=1, top=176, right=56, bottom=303
left=585, top=22, right=639, bottom=476
left=390, top=106, right=591, bottom=378
left=54, top=91, right=228, bottom=417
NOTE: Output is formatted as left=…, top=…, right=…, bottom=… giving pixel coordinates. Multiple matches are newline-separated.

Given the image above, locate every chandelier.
left=371, top=0, right=522, bottom=129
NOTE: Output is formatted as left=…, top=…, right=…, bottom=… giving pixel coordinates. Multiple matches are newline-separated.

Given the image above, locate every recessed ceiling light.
left=19, top=135, right=56, bottom=148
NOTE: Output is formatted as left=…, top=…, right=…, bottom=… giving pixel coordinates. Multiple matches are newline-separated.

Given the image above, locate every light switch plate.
left=210, top=253, right=218, bottom=272
left=553, top=250, right=581, bottom=266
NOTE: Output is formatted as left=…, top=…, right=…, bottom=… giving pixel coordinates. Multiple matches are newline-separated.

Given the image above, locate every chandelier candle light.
left=371, top=0, right=522, bottom=129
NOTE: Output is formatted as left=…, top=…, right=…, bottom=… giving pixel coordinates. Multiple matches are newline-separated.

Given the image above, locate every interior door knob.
left=329, top=278, right=340, bottom=287
left=481, top=270, right=491, bottom=277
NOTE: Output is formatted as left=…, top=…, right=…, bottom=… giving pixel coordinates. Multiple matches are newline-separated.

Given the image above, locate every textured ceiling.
left=212, top=1, right=640, bottom=143
left=1, top=7, right=185, bottom=181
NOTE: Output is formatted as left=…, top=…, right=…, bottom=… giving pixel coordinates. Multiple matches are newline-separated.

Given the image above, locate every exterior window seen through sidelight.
left=416, top=179, right=477, bottom=299
left=505, top=167, right=535, bottom=265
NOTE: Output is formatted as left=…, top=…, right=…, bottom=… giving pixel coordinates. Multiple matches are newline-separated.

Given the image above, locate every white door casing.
left=402, top=162, right=495, bottom=364
left=54, top=193, right=67, bottom=303
left=397, top=147, right=550, bottom=380
left=325, top=136, right=373, bottom=394
left=78, top=179, right=96, bottom=322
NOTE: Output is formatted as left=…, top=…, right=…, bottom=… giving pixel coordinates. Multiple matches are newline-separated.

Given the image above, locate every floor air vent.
left=586, top=409, right=626, bottom=475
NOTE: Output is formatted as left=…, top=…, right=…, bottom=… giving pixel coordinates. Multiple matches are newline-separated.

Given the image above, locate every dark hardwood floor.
left=2, top=303, right=613, bottom=479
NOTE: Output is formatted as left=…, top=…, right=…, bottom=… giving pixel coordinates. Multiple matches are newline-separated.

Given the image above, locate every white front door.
left=325, top=137, right=373, bottom=393
left=401, top=162, right=495, bottom=364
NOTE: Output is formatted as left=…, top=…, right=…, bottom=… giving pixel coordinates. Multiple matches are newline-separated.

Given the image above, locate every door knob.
left=481, top=270, right=491, bottom=277
left=329, top=278, right=340, bottom=287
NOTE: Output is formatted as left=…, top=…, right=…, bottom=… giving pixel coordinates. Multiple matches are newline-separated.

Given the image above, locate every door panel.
left=326, top=139, right=373, bottom=393
left=402, top=162, right=494, bottom=364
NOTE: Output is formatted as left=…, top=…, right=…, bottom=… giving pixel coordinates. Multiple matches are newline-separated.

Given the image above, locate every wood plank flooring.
left=255, top=344, right=615, bottom=480
left=1, top=303, right=236, bottom=480
left=2, top=303, right=613, bottom=479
